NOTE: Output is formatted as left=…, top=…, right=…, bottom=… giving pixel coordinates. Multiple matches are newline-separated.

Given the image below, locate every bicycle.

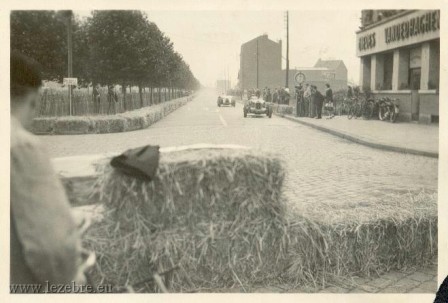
left=347, top=97, right=361, bottom=119
left=377, top=97, right=399, bottom=123
left=339, top=97, right=355, bottom=117
left=347, top=96, right=375, bottom=120
left=360, top=97, right=376, bottom=119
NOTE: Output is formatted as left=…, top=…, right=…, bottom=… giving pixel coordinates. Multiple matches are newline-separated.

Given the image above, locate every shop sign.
left=356, top=10, right=440, bottom=57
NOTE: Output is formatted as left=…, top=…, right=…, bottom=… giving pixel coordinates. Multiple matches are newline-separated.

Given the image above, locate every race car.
left=243, top=95, right=272, bottom=118
left=217, top=95, right=236, bottom=107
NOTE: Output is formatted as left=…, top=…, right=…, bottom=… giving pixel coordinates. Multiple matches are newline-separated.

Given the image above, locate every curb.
left=274, top=113, right=438, bottom=158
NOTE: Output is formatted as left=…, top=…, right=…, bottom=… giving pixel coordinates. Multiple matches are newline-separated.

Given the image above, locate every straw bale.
left=284, top=192, right=437, bottom=288
left=54, top=117, right=93, bottom=134
left=84, top=147, right=289, bottom=292
left=106, top=116, right=127, bottom=133
left=32, top=117, right=57, bottom=134
left=275, top=105, right=294, bottom=115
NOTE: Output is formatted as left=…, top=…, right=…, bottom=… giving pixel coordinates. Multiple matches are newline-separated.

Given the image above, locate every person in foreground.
left=10, top=51, right=83, bottom=292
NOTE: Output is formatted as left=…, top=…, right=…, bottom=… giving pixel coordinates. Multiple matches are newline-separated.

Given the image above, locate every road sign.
left=294, top=72, right=306, bottom=84
left=63, top=77, right=78, bottom=86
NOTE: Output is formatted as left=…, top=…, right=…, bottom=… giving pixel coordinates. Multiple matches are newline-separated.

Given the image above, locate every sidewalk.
left=276, top=113, right=439, bottom=158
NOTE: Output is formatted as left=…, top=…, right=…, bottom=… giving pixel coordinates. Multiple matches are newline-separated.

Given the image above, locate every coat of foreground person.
left=10, top=52, right=84, bottom=293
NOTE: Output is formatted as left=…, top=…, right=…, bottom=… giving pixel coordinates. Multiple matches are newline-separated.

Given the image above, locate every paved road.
left=41, top=89, right=438, bottom=293
left=42, top=89, right=438, bottom=210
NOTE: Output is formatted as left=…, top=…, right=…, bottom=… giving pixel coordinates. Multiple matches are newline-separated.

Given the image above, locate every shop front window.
left=409, top=47, right=421, bottom=90
left=383, top=53, right=393, bottom=90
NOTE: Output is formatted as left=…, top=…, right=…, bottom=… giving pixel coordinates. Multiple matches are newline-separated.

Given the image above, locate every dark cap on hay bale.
left=84, top=146, right=289, bottom=292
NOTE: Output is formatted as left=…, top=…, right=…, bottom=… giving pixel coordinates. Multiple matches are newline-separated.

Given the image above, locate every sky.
left=76, top=10, right=362, bottom=87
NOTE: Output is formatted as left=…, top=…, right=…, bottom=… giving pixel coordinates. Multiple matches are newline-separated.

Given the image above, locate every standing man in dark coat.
left=272, top=88, right=278, bottom=104
left=314, top=86, right=325, bottom=119
left=266, top=88, right=272, bottom=102
left=107, top=85, right=118, bottom=114
left=325, top=83, right=334, bottom=117
left=295, top=85, right=304, bottom=117
left=309, top=85, right=316, bottom=118
left=92, top=84, right=101, bottom=114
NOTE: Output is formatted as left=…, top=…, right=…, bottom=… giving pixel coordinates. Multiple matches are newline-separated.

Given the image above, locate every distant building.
left=357, top=9, right=439, bottom=123
left=239, top=34, right=282, bottom=90
left=216, top=79, right=231, bottom=93
left=284, top=59, right=348, bottom=93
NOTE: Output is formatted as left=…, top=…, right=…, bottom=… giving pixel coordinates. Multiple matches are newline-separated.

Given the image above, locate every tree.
left=11, top=9, right=201, bottom=106
left=10, top=10, right=70, bottom=81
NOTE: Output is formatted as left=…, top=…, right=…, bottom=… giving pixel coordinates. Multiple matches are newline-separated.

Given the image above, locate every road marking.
left=219, top=114, right=228, bottom=127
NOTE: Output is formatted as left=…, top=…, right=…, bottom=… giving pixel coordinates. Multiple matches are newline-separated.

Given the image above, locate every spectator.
left=10, top=52, right=83, bottom=292
left=295, top=84, right=304, bottom=117
left=266, top=88, right=272, bottom=102
left=314, top=85, right=325, bottom=119
left=92, top=84, right=101, bottom=114
left=325, top=83, right=334, bottom=117
left=310, top=85, right=315, bottom=118
left=347, top=85, right=353, bottom=99
left=304, top=84, right=312, bottom=117
left=107, top=85, right=118, bottom=114
left=285, top=88, right=291, bottom=105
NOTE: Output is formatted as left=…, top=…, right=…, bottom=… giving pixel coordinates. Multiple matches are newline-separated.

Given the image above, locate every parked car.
left=217, top=95, right=236, bottom=107
left=243, top=95, right=272, bottom=118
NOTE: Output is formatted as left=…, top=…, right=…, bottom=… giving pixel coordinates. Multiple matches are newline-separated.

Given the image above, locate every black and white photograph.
left=3, top=1, right=447, bottom=302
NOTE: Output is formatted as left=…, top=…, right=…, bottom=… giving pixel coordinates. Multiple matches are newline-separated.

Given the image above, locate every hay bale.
left=275, top=105, right=294, bottom=115
left=54, top=117, right=93, bottom=135
left=121, top=116, right=143, bottom=131
left=91, top=117, right=111, bottom=134
left=32, top=117, right=57, bottom=134
left=84, top=146, right=289, bottom=292
left=285, top=192, right=437, bottom=288
left=106, top=116, right=127, bottom=133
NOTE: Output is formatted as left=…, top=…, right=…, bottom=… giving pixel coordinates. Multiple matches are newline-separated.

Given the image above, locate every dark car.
left=243, top=96, right=272, bottom=118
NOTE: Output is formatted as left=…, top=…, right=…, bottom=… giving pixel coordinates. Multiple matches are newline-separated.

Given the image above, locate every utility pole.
left=67, top=11, right=73, bottom=116
left=256, top=39, right=259, bottom=89
left=285, top=11, right=290, bottom=89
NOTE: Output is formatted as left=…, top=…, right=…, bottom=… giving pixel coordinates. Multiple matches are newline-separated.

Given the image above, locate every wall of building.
left=240, top=35, right=282, bottom=90
left=419, top=91, right=439, bottom=124
left=284, top=68, right=347, bottom=93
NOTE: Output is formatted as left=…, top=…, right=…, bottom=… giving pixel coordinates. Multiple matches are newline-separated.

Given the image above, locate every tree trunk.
left=139, top=85, right=143, bottom=108
left=122, top=84, right=126, bottom=112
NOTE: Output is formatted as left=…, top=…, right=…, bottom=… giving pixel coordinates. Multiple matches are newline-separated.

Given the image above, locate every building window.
left=383, top=53, right=393, bottom=90
left=409, top=47, right=421, bottom=90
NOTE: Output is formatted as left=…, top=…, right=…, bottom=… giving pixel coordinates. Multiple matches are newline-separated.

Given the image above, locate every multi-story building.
left=239, top=34, right=282, bottom=90
left=239, top=35, right=348, bottom=98
left=357, top=10, right=440, bottom=123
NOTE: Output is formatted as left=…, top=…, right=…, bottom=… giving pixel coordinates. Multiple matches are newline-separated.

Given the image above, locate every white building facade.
left=357, top=10, right=440, bottom=123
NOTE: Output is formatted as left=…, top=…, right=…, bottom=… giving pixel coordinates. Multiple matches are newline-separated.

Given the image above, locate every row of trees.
left=11, top=10, right=201, bottom=96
